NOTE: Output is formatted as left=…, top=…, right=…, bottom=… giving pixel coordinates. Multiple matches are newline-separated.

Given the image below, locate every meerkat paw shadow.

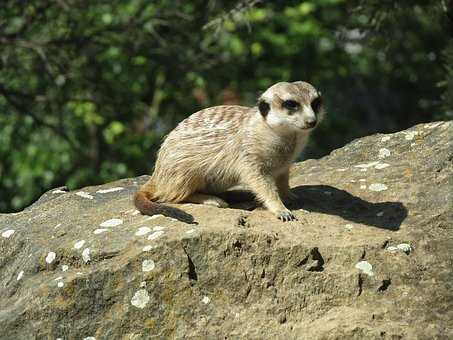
left=281, top=192, right=310, bottom=215
left=282, top=191, right=300, bottom=207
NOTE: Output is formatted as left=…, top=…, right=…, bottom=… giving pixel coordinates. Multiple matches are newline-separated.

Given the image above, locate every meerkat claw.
left=278, top=210, right=297, bottom=222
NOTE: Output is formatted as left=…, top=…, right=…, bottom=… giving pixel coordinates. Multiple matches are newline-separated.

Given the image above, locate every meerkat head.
left=257, top=81, right=324, bottom=134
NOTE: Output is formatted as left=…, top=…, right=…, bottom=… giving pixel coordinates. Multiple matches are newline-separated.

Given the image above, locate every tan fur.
left=134, top=81, right=324, bottom=221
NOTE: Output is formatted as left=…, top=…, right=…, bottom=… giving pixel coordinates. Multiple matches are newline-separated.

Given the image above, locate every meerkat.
left=134, top=81, right=324, bottom=221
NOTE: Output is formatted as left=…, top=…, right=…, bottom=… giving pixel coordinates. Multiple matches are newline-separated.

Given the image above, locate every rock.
left=0, top=121, right=452, bottom=339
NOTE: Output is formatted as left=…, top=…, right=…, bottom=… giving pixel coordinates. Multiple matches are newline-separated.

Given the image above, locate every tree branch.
left=203, top=0, right=263, bottom=32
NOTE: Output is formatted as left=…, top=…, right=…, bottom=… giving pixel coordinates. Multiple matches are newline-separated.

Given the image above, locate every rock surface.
left=1, top=121, right=452, bottom=339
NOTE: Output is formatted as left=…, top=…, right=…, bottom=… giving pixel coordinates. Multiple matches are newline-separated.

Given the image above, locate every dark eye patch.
left=282, top=100, right=299, bottom=111
left=311, top=96, right=322, bottom=113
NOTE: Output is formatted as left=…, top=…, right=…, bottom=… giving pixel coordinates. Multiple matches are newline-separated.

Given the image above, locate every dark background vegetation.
left=0, top=0, right=452, bottom=212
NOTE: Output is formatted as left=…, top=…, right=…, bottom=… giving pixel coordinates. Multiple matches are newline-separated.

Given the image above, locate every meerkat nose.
left=306, top=119, right=317, bottom=128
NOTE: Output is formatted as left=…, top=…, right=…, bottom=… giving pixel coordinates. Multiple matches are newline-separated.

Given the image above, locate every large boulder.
left=1, top=121, right=452, bottom=339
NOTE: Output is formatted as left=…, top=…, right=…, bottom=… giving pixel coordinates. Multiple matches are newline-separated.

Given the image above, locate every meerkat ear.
left=258, top=99, right=270, bottom=117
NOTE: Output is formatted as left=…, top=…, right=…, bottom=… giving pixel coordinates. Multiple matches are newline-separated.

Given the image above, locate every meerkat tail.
left=133, top=186, right=179, bottom=217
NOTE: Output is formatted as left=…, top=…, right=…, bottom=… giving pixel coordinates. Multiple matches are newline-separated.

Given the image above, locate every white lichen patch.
left=52, top=189, right=67, bottom=194
left=75, top=191, right=94, bottom=199
left=344, top=224, right=354, bottom=230
left=82, top=248, right=91, bottom=263
left=146, top=214, right=165, bottom=220
left=135, top=226, right=152, bottom=236
left=61, top=265, right=69, bottom=272
left=54, top=276, right=63, bottom=281
left=355, top=261, right=374, bottom=276
left=378, top=148, right=391, bottom=159
left=369, top=183, right=388, bottom=192
left=403, top=131, right=418, bottom=140
left=142, top=259, right=155, bottom=272
left=336, top=168, right=347, bottom=172
left=202, top=296, right=210, bottom=304
left=397, top=243, right=412, bottom=254
left=100, top=218, right=123, bottom=228
left=140, top=281, right=147, bottom=288
left=17, top=271, right=24, bottom=281
left=360, top=185, right=366, bottom=190
left=152, top=226, right=165, bottom=231
left=148, top=231, right=165, bottom=240
left=96, top=187, right=124, bottom=194
left=94, top=228, right=108, bottom=234
left=131, top=289, right=150, bottom=309
left=142, top=245, right=154, bottom=252
left=387, top=243, right=412, bottom=254
left=83, top=337, right=96, bottom=340
left=375, top=163, right=390, bottom=169
left=54, top=223, right=62, bottom=229
left=2, top=229, right=15, bottom=238
left=132, top=210, right=141, bottom=216
left=186, top=229, right=195, bottom=234
left=57, top=281, right=64, bottom=288
left=359, top=179, right=366, bottom=182
left=376, top=211, right=384, bottom=217
left=46, top=252, right=56, bottom=264
left=74, top=240, right=86, bottom=250
left=381, top=136, right=391, bottom=142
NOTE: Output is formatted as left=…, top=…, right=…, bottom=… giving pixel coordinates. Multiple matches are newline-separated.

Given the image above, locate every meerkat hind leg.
left=184, top=193, right=229, bottom=208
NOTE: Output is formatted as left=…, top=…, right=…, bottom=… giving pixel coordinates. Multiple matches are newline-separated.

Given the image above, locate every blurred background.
left=0, top=0, right=452, bottom=213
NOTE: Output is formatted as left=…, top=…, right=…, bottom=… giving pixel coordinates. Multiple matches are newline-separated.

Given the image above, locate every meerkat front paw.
left=277, top=209, right=297, bottom=222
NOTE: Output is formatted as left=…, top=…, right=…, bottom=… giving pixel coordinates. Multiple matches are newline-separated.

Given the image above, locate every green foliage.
left=0, top=0, right=451, bottom=212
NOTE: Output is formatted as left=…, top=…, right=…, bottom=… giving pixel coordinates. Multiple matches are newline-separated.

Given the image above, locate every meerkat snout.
left=299, top=104, right=317, bottom=129
left=134, top=80, right=324, bottom=222
left=305, top=118, right=316, bottom=129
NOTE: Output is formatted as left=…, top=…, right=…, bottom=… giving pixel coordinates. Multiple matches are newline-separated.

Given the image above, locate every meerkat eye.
left=311, top=96, right=322, bottom=113
left=282, top=100, right=299, bottom=111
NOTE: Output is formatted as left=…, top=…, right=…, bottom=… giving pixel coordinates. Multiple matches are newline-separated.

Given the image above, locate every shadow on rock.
left=291, top=185, right=407, bottom=231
